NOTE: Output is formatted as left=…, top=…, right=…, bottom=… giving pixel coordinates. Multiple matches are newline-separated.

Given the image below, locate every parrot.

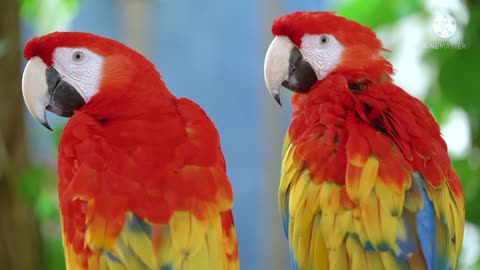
left=21, top=32, right=239, bottom=270
left=263, top=11, right=465, bottom=270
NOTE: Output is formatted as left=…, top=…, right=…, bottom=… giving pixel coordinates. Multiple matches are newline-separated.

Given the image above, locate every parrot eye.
left=319, top=35, right=329, bottom=45
left=72, top=51, right=85, bottom=63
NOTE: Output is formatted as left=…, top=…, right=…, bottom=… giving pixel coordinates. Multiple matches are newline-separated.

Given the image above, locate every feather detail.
left=280, top=75, right=464, bottom=270
left=58, top=98, right=239, bottom=269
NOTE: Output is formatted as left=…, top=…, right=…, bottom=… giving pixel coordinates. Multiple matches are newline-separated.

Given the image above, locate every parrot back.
left=279, top=79, right=465, bottom=270
left=57, top=98, right=239, bottom=270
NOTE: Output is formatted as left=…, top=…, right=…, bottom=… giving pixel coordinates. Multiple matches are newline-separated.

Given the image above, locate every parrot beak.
left=22, top=56, right=86, bottom=130
left=264, top=36, right=318, bottom=106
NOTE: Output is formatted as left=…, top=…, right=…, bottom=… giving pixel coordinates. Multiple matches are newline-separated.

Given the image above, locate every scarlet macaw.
left=263, top=11, right=464, bottom=270
left=22, top=32, right=239, bottom=270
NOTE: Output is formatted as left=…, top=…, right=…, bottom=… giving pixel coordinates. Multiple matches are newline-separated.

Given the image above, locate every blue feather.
left=289, top=248, right=299, bottom=270
left=161, top=264, right=174, bottom=270
left=413, top=173, right=437, bottom=270
left=395, top=216, right=417, bottom=259
left=104, top=251, right=122, bottom=264
left=125, top=213, right=152, bottom=238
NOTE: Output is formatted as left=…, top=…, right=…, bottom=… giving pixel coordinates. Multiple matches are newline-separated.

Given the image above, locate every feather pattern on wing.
left=279, top=75, right=465, bottom=270
left=58, top=98, right=239, bottom=270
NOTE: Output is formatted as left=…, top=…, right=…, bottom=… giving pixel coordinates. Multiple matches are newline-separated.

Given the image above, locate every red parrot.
left=21, top=32, right=239, bottom=270
left=263, top=12, right=464, bottom=270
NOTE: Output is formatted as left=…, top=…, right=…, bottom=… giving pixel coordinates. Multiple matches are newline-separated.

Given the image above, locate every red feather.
left=25, top=32, right=238, bottom=268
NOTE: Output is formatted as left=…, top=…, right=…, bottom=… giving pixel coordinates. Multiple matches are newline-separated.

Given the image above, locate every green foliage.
left=20, top=0, right=82, bottom=33
left=336, top=0, right=423, bottom=28
left=454, top=158, right=480, bottom=224
left=429, top=4, right=480, bottom=226
left=41, top=238, right=66, bottom=270
left=19, top=1, right=80, bottom=268
left=17, top=165, right=48, bottom=205
left=17, top=165, right=60, bottom=219
left=428, top=33, right=480, bottom=116
left=18, top=126, right=66, bottom=270
left=35, top=189, right=60, bottom=219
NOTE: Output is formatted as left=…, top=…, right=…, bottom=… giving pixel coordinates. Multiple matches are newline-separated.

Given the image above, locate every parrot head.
left=22, top=32, right=166, bottom=130
left=264, top=11, right=393, bottom=105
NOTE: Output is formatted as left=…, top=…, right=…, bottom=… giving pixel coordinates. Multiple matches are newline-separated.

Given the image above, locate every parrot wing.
left=279, top=118, right=464, bottom=270
left=58, top=98, right=239, bottom=270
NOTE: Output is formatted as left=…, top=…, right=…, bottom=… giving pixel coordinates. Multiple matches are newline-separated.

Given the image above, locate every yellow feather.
left=359, top=194, right=382, bottom=247
left=351, top=208, right=369, bottom=246
left=169, top=211, right=208, bottom=257
left=318, top=182, right=342, bottom=214
left=349, top=153, right=368, bottom=167
left=374, top=178, right=406, bottom=217
left=152, top=224, right=178, bottom=268
left=320, top=211, right=351, bottom=249
left=360, top=193, right=399, bottom=249
left=449, top=200, right=464, bottom=256
left=303, top=181, right=322, bottom=215
left=85, top=211, right=123, bottom=252
left=282, top=133, right=292, bottom=158
left=426, top=182, right=448, bottom=222
left=365, top=250, right=384, bottom=270
left=280, top=140, right=301, bottom=193
left=204, top=215, right=227, bottom=270
left=328, top=242, right=348, bottom=270
left=346, top=237, right=367, bottom=270
left=64, top=243, right=86, bottom=270
left=310, top=215, right=329, bottom=270
left=404, top=177, right=423, bottom=212
left=289, top=170, right=311, bottom=220
left=346, top=156, right=379, bottom=203
left=119, top=214, right=154, bottom=268
left=292, top=223, right=312, bottom=268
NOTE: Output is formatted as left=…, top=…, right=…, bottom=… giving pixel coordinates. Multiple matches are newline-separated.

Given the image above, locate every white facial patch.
left=52, top=47, right=104, bottom=102
left=300, top=34, right=344, bottom=80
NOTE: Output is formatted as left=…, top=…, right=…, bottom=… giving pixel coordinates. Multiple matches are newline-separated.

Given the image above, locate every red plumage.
left=24, top=32, right=238, bottom=269
left=268, top=11, right=464, bottom=269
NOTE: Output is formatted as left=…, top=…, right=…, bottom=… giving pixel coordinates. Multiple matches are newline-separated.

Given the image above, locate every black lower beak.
left=45, top=67, right=86, bottom=118
left=281, top=47, right=318, bottom=94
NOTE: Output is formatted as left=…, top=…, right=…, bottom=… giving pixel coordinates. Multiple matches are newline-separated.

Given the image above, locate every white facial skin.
left=264, top=34, right=345, bottom=100
left=299, top=34, right=345, bottom=81
left=52, top=47, right=104, bottom=102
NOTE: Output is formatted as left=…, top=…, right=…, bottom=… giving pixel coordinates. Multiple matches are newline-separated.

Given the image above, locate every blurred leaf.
left=20, top=0, right=83, bottom=33
left=424, top=87, right=455, bottom=125
left=17, top=165, right=48, bottom=204
left=41, top=238, right=66, bottom=270
left=426, top=5, right=480, bottom=117
left=336, top=0, right=423, bottom=28
left=453, top=157, right=480, bottom=225
left=35, top=190, right=60, bottom=220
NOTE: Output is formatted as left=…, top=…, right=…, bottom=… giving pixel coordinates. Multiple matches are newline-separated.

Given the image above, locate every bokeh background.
left=0, top=0, right=478, bottom=269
